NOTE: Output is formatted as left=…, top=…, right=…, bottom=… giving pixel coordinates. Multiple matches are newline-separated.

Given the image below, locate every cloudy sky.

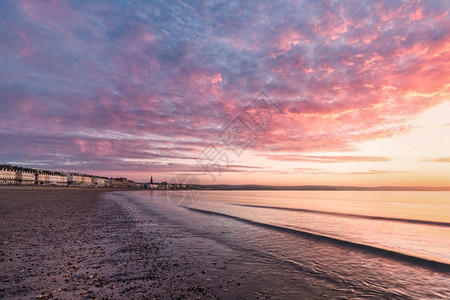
left=1, top=0, right=449, bottom=186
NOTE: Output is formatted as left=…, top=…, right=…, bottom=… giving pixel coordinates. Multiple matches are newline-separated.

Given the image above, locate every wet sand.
left=0, top=187, right=230, bottom=299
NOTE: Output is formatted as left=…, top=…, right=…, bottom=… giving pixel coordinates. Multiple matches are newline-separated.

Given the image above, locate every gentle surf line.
left=227, top=203, right=450, bottom=227
left=185, top=206, right=450, bottom=273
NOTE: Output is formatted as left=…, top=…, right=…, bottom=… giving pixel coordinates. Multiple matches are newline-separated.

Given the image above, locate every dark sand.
left=0, top=187, right=228, bottom=299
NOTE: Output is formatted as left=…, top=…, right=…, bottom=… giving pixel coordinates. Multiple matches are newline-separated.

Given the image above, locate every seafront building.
left=1, top=166, right=35, bottom=185
left=0, top=164, right=188, bottom=190
left=67, top=173, right=114, bottom=187
left=0, top=164, right=142, bottom=188
left=36, top=171, right=48, bottom=185
left=20, top=168, right=35, bottom=185
left=36, top=170, right=67, bottom=186
left=96, top=177, right=108, bottom=187
left=82, top=175, right=92, bottom=187
left=66, top=173, right=82, bottom=186
left=1, top=166, right=17, bottom=185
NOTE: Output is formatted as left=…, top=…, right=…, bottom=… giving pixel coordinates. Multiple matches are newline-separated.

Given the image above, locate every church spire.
left=150, top=176, right=153, bottom=184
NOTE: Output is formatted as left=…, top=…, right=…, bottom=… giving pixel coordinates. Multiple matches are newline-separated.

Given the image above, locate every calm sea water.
left=188, top=190, right=450, bottom=265
left=111, top=190, right=450, bottom=298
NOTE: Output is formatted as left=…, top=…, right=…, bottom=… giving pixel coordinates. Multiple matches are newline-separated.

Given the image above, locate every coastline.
left=0, top=185, right=138, bottom=191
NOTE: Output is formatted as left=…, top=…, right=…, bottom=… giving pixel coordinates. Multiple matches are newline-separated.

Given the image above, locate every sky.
left=1, top=0, right=449, bottom=186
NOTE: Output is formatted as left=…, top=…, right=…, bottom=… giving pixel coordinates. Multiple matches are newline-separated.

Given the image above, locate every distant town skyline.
left=1, top=1, right=449, bottom=187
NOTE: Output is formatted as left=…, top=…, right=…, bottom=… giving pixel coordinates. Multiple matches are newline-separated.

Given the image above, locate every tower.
left=150, top=176, right=153, bottom=184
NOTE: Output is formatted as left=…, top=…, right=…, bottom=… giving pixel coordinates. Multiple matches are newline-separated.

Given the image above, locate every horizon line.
left=200, top=184, right=450, bottom=191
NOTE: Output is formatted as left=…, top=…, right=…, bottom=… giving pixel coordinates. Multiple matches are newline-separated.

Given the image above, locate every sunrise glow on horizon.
left=1, top=1, right=449, bottom=187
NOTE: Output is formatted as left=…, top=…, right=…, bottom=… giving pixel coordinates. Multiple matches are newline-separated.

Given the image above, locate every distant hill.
left=201, top=185, right=450, bottom=191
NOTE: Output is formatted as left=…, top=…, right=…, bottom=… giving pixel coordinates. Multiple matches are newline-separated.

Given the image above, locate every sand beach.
left=0, top=187, right=225, bottom=299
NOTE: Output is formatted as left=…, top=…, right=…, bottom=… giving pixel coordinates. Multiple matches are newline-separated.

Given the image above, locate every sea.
left=108, top=190, right=450, bottom=299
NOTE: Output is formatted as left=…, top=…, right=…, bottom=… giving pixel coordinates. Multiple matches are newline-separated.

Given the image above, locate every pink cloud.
left=263, top=155, right=391, bottom=163
left=1, top=0, right=449, bottom=182
left=425, top=158, right=450, bottom=163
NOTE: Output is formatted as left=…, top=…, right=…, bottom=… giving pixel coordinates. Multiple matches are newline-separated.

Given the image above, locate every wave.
left=185, top=206, right=450, bottom=273
left=227, top=203, right=450, bottom=227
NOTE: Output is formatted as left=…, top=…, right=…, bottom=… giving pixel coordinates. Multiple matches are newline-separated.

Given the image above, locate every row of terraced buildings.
left=0, top=165, right=143, bottom=188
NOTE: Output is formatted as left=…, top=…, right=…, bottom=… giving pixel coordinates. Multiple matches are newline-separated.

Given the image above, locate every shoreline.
left=187, top=206, right=450, bottom=272
left=3, top=184, right=450, bottom=192
left=0, top=185, right=138, bottom=191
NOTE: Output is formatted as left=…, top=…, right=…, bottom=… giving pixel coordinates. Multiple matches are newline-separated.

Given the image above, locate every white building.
left=36, top=172, right=50, bottom=185
left=96, top=177, right=109, bottom=187
left=58, top=173, right=67, bottom=186
left=68, top=173, right=83, bottom=186
left=48, top=172, right=67, bottom=186
left=49, top=173, right=59, bottom=185
left=82, top=175, right=92, bottom=187
left=0, top=166, right=16, bottom=185
left=20, top=168, right=35, bottom=185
